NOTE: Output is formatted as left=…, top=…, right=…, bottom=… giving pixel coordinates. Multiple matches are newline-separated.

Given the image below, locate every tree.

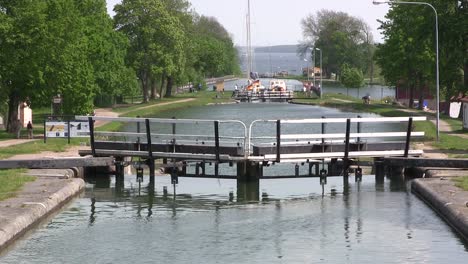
left=114, top=0, right=186, bottom=102
left=0, top=0, right=136, bottom=132
left=375, top=0, right=467, bottom=107
left=299, top=10, right=373, bottom=79
left=340, top=63, right=364, bottom=88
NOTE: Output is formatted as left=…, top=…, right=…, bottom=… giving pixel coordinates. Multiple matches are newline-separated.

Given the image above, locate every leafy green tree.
left=375, top=0, right=466, bottom=106
left=299, top=10, right=373, bottom=79
left=114, top=0, right=186, bottom=101
left=0, top=0, right=136, bottom=132
left=340, top=63, right=364, bottom=88
left=0, top=0, right=49, bottom=131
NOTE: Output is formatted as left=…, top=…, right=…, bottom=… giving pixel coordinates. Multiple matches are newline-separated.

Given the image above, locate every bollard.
left=229, top=191, right=234, bottom=202
left=295, top=164, right=300, bottom=177
left=163, top=186, right=168, bottom=197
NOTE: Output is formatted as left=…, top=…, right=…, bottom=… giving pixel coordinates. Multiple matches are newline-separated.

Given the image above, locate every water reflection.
left=2, top=173, right=468, bottom=264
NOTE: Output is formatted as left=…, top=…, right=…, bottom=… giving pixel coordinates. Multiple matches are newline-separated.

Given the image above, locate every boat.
left=246, top=79, right=265, bottom=92
left=269, top=79, right=287, bottom=92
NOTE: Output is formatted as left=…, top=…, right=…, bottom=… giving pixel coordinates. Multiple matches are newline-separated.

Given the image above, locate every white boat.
left=269, top=79, right=287, bottom=91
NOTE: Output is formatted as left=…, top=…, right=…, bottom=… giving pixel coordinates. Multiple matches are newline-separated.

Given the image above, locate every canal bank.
left=0, top=170, right=84, bottom=251
left=0, top=93, right=468, bottom=258
left=412, top=177, right=468, bottom=241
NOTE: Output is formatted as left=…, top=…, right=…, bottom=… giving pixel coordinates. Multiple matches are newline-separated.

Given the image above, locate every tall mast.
left=246, top=0, right=252, bottom=80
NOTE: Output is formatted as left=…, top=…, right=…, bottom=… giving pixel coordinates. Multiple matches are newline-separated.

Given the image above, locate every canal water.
left=1, top=104, right=468, bottom=263
left=236, top=50, right=396, bottom=100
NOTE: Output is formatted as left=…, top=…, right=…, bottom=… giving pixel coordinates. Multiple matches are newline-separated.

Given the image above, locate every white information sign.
left=45, top=121, right=90, bottom=138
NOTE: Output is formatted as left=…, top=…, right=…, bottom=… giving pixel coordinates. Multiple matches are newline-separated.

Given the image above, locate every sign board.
left=52, top=97, right=63, bottom=104
left=45, top=121, right=89, bottom=138
left=69, top=121, right=90, bottom=137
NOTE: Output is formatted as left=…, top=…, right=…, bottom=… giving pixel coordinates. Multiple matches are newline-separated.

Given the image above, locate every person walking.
left=27, top=121, right=33, bottom=139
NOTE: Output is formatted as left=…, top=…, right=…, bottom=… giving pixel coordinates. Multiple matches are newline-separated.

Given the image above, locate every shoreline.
left=1, top=93, right=468, bottom=252
left=0, top=171, right=85, bottom=251
left=412, top=177, right=468, bottom=241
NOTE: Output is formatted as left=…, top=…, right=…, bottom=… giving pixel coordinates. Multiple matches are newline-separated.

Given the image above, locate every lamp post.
left=303, top=59, right=310, bottom=82
left=373, top=0, right=440, bottom=141
left=316, top=48, right=323, bottom=98
left=310, top=47, right=316, bottom=88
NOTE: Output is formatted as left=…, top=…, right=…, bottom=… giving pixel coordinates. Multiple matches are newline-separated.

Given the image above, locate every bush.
left=340, top=63, right=364, bottom=88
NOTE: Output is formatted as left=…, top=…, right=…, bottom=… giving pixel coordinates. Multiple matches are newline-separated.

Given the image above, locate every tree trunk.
left=7, top=90, right=20, bottom=133
left=165, top=76, right=173, bottom=98
left=409, top=81, right=415, bottom=109
left=159, top=72, right=166, bottom=100
left=150, top=76, right=157, bottom=100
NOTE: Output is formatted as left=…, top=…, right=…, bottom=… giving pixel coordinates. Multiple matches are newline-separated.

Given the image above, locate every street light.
left=316, top=48, right=323, bottom=98
left=303, top=58, right=310, bottom=82
left=373, top=0, right=440, bottom=141
left=310, top=47, right=316, bottom=88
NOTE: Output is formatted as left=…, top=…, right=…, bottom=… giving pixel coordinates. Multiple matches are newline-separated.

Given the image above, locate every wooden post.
left=214, top=121, right=220, bottom=162
left=357, top=115, right=361, bottom=144
left=343, top=118, right=351, bottom=177
left=43, top=118, right=47, bottom=143
left=145, top=119, right=155, bottom=179
left=276, top=120, right=281, bottom=162
left=404, top=117, right=413, bottom=157
left=321, top=116, right=326, bottom=151
left=88, top=116, right=96, bottom=157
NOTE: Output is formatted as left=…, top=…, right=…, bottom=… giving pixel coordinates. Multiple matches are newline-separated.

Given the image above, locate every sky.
left=106, top=0, right=390, bottom=46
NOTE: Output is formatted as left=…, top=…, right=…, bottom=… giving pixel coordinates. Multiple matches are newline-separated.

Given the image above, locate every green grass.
left=453, top=176, right=468, bottom=191
left=0, top=138, right=86, bottom=159
left=0, top=169, right=35, bottom=201
left=119, top=91, right=232, bottom=118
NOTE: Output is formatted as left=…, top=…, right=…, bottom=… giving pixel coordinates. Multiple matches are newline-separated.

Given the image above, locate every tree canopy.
left=0, top=0, right=240, bottom=133
left=299, top=10, right=374, bottom=80
left=375, top=0, right=467, bottom=105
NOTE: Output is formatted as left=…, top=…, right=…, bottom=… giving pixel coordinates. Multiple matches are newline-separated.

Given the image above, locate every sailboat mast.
left=246, top=0, right=252, bottom=80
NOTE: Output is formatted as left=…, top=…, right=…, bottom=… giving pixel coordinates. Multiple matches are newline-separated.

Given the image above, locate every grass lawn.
left=453, top=176, right=468, bottom=191
left=0, top=169, right=35, bottom=201
left=0, top=138, right=86, bottom=159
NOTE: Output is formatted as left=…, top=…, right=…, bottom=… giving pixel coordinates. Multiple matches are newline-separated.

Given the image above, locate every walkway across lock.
left=76, top=115, right=429, bottom=180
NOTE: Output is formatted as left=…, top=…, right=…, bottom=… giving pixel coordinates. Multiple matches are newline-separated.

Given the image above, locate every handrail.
left=81, top=116, right=427, bottom=161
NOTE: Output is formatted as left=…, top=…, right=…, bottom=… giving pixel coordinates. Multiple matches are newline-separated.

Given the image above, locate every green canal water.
left=1, top=103, right=467, bottom=263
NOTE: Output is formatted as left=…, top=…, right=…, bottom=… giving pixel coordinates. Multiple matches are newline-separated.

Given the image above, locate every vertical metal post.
left=214, top=121, right=220, bottom=162
left=88, top=117, right=96, bottom=157
left=67, top=118, right=71, bottom=144
left=344, top=119, right=351, bottom=160
left=404, top=117, right=413, bottom=157
left=136, top=115, right=141, bottom=145
left=321, top=116, right=326, bottom=146
left=276, top=120, right=281, bottom=163
left=172, top=117, right=176, bottom=152
left=344, top=119, right=351, bottom=177
left=43, top=118, right=47, bottom=143
left=145, top=119, right=155, bottom=178
left=357, top=115, right=361, bottom=144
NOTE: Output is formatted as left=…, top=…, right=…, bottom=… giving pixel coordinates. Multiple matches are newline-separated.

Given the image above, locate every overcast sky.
left=106, top=0, right=390, bottom=46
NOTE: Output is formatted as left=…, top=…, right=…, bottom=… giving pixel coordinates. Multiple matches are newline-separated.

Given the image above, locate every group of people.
left=10, top=119, right=33, bottom=139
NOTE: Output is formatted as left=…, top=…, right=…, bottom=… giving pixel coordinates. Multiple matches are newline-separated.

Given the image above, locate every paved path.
left=0, top=139, right=38, bottom=148
left=0, top=98, right=215, bottom=160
